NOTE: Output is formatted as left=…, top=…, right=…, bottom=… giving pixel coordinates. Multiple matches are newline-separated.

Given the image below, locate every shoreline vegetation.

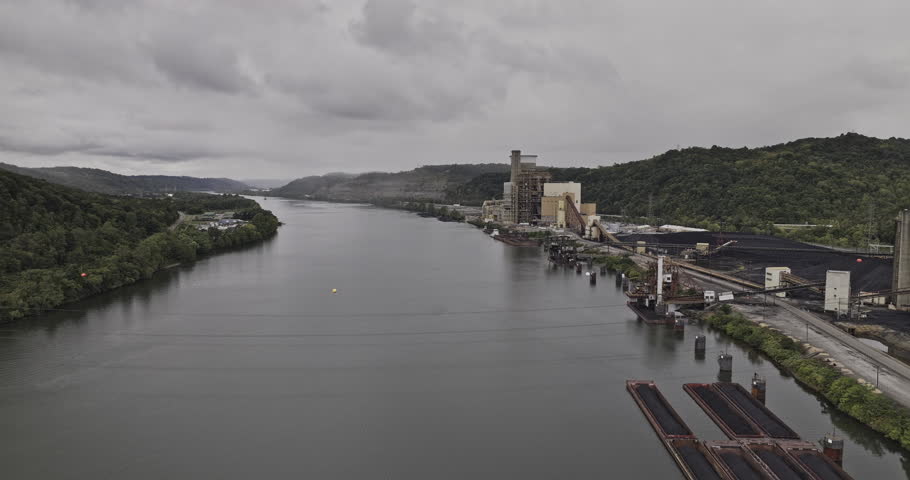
left=399, top=201, right=466, bottom=222
left=0, top=171, right=279, bottom=321
left=704, top=305, right=910, bottom=450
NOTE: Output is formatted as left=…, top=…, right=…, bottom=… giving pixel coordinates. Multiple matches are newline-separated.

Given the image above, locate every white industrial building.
left=765, top=267, right=791, bottom=298
left=824, top=270, right=851, bottom=315
left=543, top=182, right=581, bottom=210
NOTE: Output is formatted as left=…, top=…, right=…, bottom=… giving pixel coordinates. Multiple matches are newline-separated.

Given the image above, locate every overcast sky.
left=1, top=0, right=908, bottom=180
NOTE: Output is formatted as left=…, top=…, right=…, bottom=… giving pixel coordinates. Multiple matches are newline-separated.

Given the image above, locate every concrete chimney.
left=510, top=150, right=522, bottom=184
left=894, top=210, right=910, bottom=309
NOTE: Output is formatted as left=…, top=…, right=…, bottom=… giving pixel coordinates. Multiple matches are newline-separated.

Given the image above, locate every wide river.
left=1, top=199, right=908, bottom=478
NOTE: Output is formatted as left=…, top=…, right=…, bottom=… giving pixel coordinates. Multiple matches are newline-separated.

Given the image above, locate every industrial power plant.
left=474, top=149, right=910, bottom=480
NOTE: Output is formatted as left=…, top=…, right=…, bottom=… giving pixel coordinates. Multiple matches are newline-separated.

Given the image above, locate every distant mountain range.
left=241, top=178, right=294, bottom=189
left=0, top=163, right=249, bottom=195
left=269, top=165, right=508, bottom=204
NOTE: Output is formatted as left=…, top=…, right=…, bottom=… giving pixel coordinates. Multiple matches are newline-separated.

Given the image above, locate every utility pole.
left=806, top=322, right=810, bottom=343
left=876, top=365, right=880, bottom=388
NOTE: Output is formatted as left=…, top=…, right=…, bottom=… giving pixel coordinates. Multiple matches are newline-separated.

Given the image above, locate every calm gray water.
left=0, top=199, right=907, bottom=479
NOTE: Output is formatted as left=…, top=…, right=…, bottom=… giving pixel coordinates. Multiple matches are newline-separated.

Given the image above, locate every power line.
left=91, top=318, right=641, bottom=339
left=58, top=346, right=750, bottom=374
left=0, top=301, right=632, bottom=320
left=42, top=328, right=638, bottom=348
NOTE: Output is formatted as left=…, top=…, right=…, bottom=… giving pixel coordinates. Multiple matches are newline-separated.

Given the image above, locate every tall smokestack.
left=510, top=150, right=522, bottom=184
left=894, top=209, right=910, bottom=309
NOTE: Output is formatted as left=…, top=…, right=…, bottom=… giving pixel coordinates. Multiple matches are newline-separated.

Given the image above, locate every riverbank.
left=0, top=205, right=279, bottom=321
left=702, top=305, right=910, bottom=450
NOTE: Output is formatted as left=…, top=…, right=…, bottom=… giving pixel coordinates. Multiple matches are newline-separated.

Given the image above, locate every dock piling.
left=673, top=317, right=684, bottom=332
left=751, top=373, right=767, bottom=405
left=718, top=353, right=733, bottom=373
left=822, top=433, right=845, bottom=466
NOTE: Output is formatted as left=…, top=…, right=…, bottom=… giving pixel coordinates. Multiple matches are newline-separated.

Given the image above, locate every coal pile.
left=687, top=384, right=761, bottom=437
left=634, top=383, right=692, bottom=436
left=618, top=232, right=825, bottom=250
left=719, top=248, right=892, bottom=292
left=675, top=443, right=724, bottom=480
left=619, top=231, right=893, bottom=293
left=792, top=451, right=852, bottom=480
left=750, top=447, right=811, bottom=480
left=716, top=449, right=765, bottom=480
left=716, top=383, right=799, bottom=439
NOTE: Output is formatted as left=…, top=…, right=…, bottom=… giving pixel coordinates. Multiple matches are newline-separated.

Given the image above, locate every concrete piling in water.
left=673, top=317, right=684, bottom=332
left=600, top=265, right=607, bottom=276
left=751, top=372, right=767, bottom=404
left=576, top=263, right=583, bottom=274
left=822, top=433, right=844, bottom=466
left=695, top=335, right=706, bottom=354
left=590, top=271, right=597, bottom=285
left=718, top=353, right=733, bottom=373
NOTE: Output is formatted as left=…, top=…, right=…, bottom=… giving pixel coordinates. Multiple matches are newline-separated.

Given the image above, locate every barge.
left=715, top=382, right=800, bottom=440
left=744, top=441, right=814, bottom=479
left=666, top=439, right=731, bottom=480
left=626, top=301, right=669, bottom=325
left=630, top=380, right=855, bottom=479
left=684, top=383, right=764, bottom=439
left=783, top=444, right=854, bottom=480
left=627, top=380, right=695, bottom=439
left=704, top=441, right=775, bottom=480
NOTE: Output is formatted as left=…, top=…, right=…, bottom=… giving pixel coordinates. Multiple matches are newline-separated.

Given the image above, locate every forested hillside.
left=432, top=134, right=910, bottom=246
left=0, top=170, right=278, bottom=320
left=549, top=133, right=910, bottom=245
left=0, top=163, right=248, bottom=195
left=270, top=133, right=909, bottom=246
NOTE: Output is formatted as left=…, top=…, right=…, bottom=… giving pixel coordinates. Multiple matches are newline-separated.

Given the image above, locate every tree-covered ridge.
left=550, top=133, right=910, bottom=245
left=0, top=170, right=279, bottom=320
left=270, top=164, right=509, bottom=202
left=0, top=162, right=248, bottom=195
left=451, top=133, right=910, bottom=246
left=0, top=170, right=179, bottom=275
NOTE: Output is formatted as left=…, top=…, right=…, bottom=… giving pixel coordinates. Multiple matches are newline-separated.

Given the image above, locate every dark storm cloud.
left=0, top=0, right=908, bottom=178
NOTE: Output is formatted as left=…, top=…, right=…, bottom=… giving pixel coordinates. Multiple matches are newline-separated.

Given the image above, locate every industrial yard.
left=464, top=149, right=910, bottom=478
